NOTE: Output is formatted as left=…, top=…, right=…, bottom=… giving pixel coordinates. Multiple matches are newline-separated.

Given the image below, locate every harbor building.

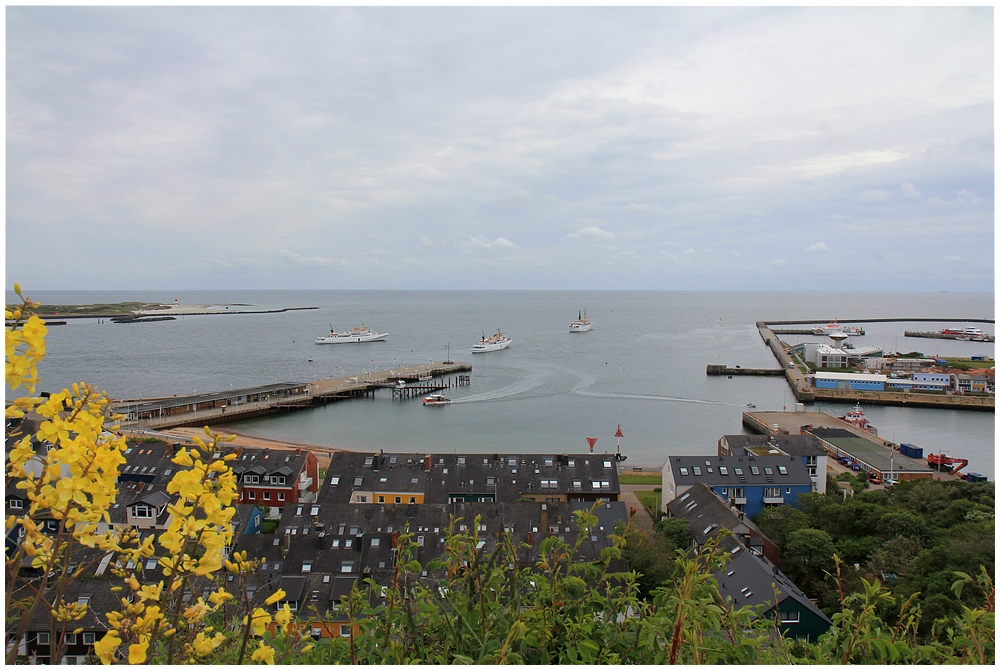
left=807, top=427, right=933, bottom=482
left=661, top=455, right=813, bottom=518
left=812, top=371, right=886, bottom=391
left=792, top=342, right=883, bottom=368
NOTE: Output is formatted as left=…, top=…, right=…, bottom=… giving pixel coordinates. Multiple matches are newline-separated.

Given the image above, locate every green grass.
left=10, top=301, right=166, bottom=316
left=261, top=519, right=278, bottom=534
left=633, top=490, right=661, bottom=516
left=945, top=358, right=994, bottom=369
left=618, top=473, right=662, bottom=485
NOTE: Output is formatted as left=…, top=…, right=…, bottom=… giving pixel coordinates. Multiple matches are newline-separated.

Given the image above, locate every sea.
left=8, top=290, right=996, bottom=478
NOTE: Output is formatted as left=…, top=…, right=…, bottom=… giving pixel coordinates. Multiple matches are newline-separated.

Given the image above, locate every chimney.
left=282, top=532, right=291, bottom=557
left=424, top=455, right=432, bottom=472
left=295, top=448, right=301, bottom=456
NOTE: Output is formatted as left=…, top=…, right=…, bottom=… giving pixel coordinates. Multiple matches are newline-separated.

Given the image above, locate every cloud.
left=861, top=189, right=893, bottom=202
left=461, top=235, right=518, bottom=251
left=900, top=182, right=920, bottom=198
left=943, top=255, right=961, bottom=261
left=684, top=248, right=695, bottom=254
left=772, top=259, right=788, bottom=266
left=564, top=226, right=616, bottom=241
left=420, top=237, right=434, bottom=247
left=276, top=248, right=336, bottom=266
left=806, top=242, right=831, bottom=252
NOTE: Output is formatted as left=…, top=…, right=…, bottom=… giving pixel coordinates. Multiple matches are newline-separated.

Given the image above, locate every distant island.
left=7, top=301, right=318, bottom=321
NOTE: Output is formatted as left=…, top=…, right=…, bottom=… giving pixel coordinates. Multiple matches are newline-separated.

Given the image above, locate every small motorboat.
left=746, top=403, right=756, bottom=408
left=423, top=394, right=451, bottom=406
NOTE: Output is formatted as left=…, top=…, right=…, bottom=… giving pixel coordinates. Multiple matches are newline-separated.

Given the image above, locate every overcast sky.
left=5, top=6, right=994, bottom=291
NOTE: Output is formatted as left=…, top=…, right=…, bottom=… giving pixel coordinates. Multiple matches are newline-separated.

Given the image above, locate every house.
left=661, top=455, right=813, bottom=518
left=318, top=452, right=620, bottom=506
left=227, top=447, right=320, bottom=515
left=666, top=483, right=780, bottom=564
left=667, top=483, right=831, bottom=641
left=718, top=434, right=827, bottom=494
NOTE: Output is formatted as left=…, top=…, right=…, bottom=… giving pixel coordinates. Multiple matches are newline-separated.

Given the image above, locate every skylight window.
left=679, top=467, right=689, bottom=475
left=734, top=468, right=743, bottom=476
left=764, top=467, right=773, bottom=475
left=778, top=466, right=788, bottom=475
left=331, top=476, right=340, bottom=485
left=719, top=466, right=728, bottom=475
left=692, top=466, right=702, bottom=476
left=750, top=466, right=760, bottom=476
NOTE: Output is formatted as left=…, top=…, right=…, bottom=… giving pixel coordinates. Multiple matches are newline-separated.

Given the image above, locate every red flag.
left=586, top=437, right=598, bottom=453
left=614, top=424, right=624, bottom=438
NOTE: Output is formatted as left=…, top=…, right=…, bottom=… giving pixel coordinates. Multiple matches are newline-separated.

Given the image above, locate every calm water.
left=10, top=290, right=995, bottom=476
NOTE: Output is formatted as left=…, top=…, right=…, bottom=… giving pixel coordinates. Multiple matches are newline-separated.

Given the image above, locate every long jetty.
left=113, top=361, right=472, bottom=430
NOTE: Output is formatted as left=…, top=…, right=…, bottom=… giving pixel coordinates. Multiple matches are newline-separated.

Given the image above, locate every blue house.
left=661, top=455, right=813, bottom=518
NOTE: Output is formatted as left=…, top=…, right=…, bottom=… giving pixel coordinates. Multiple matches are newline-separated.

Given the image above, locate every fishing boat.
left=315, top=324, right=388, bottom=344
left=569, top=310, right=593, bottom=333
left=471, top=329, right=511, bottom=353
left=422, top=394, right=451, bottom=406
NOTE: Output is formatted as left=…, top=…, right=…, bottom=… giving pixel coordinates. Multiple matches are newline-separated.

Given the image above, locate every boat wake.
left=556, top=365, right=734, bottom=407
left=450, top=368, right=548, bottom=404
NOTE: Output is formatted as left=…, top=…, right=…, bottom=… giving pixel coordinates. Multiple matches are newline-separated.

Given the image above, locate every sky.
left=4, top=5, right=995, bottom=292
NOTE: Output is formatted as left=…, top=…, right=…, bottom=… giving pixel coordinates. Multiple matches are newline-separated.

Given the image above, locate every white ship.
left=423, top=394, right=451, bottom=406
left=314, top=324, right=388, bottom=344
left=471, top=329, right=511, bottom=353
left=569, top=309, right=593, bottom=333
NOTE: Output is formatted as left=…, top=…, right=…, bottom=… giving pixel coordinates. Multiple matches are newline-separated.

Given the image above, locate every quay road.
left=755, top=322, right=994, bottom=411
left=114, top=361, right=471, bottom=431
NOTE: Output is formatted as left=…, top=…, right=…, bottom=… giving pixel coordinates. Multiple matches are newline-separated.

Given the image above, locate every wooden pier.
left=114, top=361, right=472, bottom=430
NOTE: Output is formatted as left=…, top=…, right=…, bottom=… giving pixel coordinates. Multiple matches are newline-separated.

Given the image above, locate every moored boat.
left=423, top=394, right=451, bottom=406
left=315, top=324, right=388, bottom=344
left=812, top=320, right=864, bottom=336
left=839, top=403, right=877, bottom=435
left=569, top=309, right=593, bottom=333
left=472, top=329, right=511, bottom=353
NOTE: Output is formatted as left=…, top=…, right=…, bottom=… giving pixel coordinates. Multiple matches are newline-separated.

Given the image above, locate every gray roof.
left=721, top=434, right=825, bottom=458
left=138, top=490, right=171, bottom=508
left=319, top=451, right=620, bottom=504
left=665, top=455, right=812, bottom=487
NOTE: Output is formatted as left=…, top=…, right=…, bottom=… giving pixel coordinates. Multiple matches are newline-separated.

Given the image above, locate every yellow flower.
left=274, top=604, right=291, bottom=628
left=93, top=631, right=121, bottom=664
left=264, top=588, right=286, bottom=606
left=246, top=607, right=271, bottom=636
left=128, top=641, right=148, bottom=664
left=251, top=641, right=276, bottom=665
